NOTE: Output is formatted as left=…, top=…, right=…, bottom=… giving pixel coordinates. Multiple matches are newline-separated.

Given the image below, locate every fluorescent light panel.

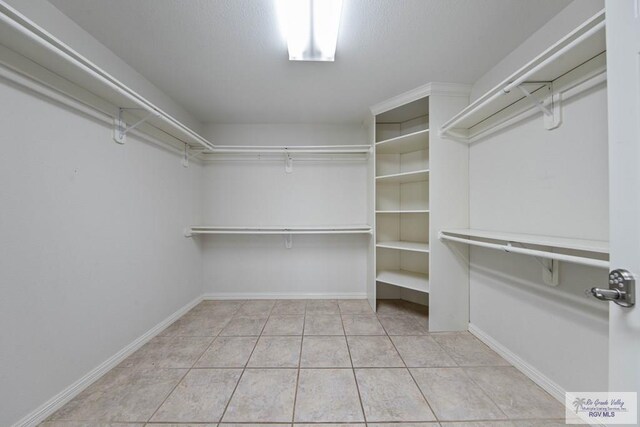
left=276, top=0, right=343, bottom=61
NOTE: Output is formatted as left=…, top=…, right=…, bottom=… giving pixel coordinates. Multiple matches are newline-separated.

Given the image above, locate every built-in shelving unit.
left=373, top=97, right=431, bottom=294
left=439, top=228, right=609, bottom=269
left=439, top=9, right=605, bottom=142
left=369, top=83, right=471, bottom=330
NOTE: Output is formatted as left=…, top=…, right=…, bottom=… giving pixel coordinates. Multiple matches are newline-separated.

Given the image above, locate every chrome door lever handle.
left=588, top=287, right=622, bottom=301
left=586, top=269, right=635, bottom=307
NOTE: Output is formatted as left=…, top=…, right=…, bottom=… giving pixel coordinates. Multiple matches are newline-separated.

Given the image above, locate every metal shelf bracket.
left=285, top=154, right=293, bottom=173
left=516, top=84, right=562, bottom=130
left=114, top=107, right=161, bottom=144
left=510, top=241, right=559, bottom=286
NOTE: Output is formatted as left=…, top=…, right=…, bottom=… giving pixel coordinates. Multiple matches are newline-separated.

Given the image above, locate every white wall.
left=0, top=67, right=203, bottom=426
left=467, top=0, right=609, bottom=394
left=201, top=124, right=369, bottom=297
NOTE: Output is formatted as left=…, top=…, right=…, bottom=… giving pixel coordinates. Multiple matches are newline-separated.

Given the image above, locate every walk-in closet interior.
left=2, top=1, right=638, bottom=426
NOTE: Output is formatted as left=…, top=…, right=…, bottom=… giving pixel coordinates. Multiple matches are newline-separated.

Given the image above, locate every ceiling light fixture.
left=276, top=0, right=343, bottom=62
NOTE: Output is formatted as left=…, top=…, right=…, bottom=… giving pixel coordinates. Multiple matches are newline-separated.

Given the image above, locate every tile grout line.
left=386, top=328, right=441, bottom=424
left=217, top=304, right=265, bottom=424
left=342, top=309, right=368, bottom=425
left=290, top=300, right=307, bottom=424
left=144, top=300, right=247, bottom=424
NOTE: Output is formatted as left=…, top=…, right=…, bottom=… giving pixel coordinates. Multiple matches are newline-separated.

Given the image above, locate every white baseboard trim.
left=468, top=323, right=566, bottom=403
left=12, top=295, right=203, bottom=427
left=203, top=292, right=368, bottom=300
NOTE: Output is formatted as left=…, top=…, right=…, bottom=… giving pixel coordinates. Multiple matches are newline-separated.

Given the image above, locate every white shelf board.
left=440, top=228, right=608, bottom=254
left=375, top=169, right=429, bottom=184
left=204, top=145, right=371, bottom=156
left=190, top=225, right=373, bottom=235
left=375, top=129, right=429, bottom=154
left=376, top=269, right=430, bottom=293
left=440, top=10, right=605, bottom=139
left=376, top=210, right=430, bottom=214
left=376, top=241, right=430, bottom=253
left=0, top=3, right=215, bottom=151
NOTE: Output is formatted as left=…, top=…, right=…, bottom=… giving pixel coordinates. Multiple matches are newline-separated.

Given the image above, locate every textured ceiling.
left=48, top=0, right=570, bottom=124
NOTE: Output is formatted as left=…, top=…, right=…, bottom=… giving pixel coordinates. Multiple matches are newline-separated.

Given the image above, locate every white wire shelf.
left=376, top=269, right=430, bottom=293
left=439, top=10, right=606, bottom=141
left=188, top=225, right=373, bottom=236
left=375, top=169, right=429, bottom=184
left=375, top=129, right=429, bottom=154
left=376, top=241, right=430, bottom=253
left=439, top=228, right=609, bottom=268
left=0, top=3, right=215, bottom=152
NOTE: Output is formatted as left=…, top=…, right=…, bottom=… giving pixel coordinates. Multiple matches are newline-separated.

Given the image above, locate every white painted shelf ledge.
left=376, top=241, right=430, bottom=253
left=439, top=229, right=609, bottom=268
left=439, top=9, right=605, bottom=141
left=375, top=129, right=429, bottom=154
left=376, top=269, right=430, bottom=293
left=375, top=169, right=429, bottom=184
left=204, top=145, right=371, bottom=155
left=187, top=225, right=373, bottom=236
left=376, top=210, right=430, bottom=214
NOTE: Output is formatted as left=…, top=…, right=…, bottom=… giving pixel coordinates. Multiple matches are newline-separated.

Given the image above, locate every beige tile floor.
left=42, top=299, right=572, bottom=427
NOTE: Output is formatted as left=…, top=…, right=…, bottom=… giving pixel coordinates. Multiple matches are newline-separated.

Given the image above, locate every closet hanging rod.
left=208, top=145, right=371, bottom=154
left=0, top=2, right=215, bottom=151
left=439, top=12, right=605, bottom=136
left=439, top=232, right=609, bottom=269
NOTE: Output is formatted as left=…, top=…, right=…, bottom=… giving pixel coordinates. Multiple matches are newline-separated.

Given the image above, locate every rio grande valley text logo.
left=566, top=392, right=637, bottom=424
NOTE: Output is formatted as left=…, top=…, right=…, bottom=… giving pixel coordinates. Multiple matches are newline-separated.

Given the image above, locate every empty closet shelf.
left=439, top=10, right=605, bottom=141
left=439, top=229, right=609, bottom=268
left=375, top=170, right=429, bottom=184
left=375, top=129, right=429, bottom=154
left=376, top=241, right=430, bottom=253
left=0, top=3, right=215, bottom=152
left=376, top=269, right=430, bottom=293
left=188, top=225, right=373, bottom=235
left=376, top=210, right=430, bottom=214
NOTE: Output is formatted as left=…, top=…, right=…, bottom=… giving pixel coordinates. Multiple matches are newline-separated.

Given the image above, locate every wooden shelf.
left=376, top=210, right=429, bottom=214
left=189, top=225, right=373, bottom=236
left=376, top=241, right=430, bottom=253
left=375, top=129, right=429, bottom=154
left=375, top=170, right=429, bottom=184
left=440, top=228, right=608, bottom=254
left=440, top=10, right=605, bottom=141
left=376, top=269, right=429, bottom=293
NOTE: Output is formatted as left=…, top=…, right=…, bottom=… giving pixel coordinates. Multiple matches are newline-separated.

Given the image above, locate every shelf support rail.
left=439, top=232, right=609, bottom=269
